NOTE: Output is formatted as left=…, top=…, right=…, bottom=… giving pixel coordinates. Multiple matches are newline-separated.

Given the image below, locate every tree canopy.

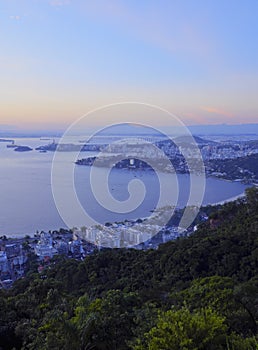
left=0, top=188, right=258, bottom=349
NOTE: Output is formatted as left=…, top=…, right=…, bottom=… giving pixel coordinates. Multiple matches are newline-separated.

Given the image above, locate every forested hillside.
left=0, top=187, right=258, bottom=350
left=207, top=153, right=258, bottom=182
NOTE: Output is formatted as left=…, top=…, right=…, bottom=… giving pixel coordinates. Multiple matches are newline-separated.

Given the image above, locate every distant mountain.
left=188, top=123, right=258, bottom=136
left=172, top=135, right=217, bottom=145
left=93, top=123, right=258, bottom=137
left=98, top=123, right=161, bottom=136
left=1, top=123, right=258, bottom=138
left=0, top=129, right=63, bottom=138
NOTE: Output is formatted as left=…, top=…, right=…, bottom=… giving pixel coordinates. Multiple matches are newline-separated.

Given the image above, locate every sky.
left=0, top=0, right=258, bottom=130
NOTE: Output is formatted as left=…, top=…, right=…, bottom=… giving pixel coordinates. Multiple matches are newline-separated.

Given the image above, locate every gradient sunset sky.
left=1, top=0, right=258, bottom=129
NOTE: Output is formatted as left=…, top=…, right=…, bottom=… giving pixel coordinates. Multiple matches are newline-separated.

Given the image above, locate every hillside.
left=207, top=153, right=258, bottom=182
left=0, top=187, right=258, bottom=349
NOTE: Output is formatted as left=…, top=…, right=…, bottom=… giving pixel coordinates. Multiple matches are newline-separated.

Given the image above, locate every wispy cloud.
left=200, top=106, right=233, bottom=118
left=9, top=15, right=21, bottom=20
left=49, top=0, right=70, bottom=7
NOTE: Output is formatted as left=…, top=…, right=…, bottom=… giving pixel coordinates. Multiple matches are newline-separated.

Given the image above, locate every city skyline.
left=1, top=0, right=258, bottom=129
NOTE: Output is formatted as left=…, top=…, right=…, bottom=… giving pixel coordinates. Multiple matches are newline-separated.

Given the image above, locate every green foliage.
left=207, top=153, right=258, bottom=182
left=1, top=189, right=258, bottom=349
left=170, top=276, right=258, bottom=336
left=133, top=306, right=228, bottom=350
left=70, top=290, right=140, bottom=350
left=132, top=306, right=258, bottom=350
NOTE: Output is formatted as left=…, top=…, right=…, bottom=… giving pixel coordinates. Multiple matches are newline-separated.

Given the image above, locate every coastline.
left=2, top=190, right=248, bottom=239
left=207, top=191, right=246, bottom=206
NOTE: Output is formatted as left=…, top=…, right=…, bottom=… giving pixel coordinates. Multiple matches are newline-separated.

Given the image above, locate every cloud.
left=49, top=0, right=70, bottom=7
left=10, top=15, right=20, bottom=20
left=200, top=106, right=234, bottom=118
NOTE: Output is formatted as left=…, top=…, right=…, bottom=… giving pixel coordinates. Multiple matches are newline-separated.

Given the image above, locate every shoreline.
left=2, top=190, right=248, bottom=239
left=207, top=191, right=246, bottom=206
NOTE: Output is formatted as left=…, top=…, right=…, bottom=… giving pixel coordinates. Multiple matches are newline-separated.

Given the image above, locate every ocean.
left=0, top=137, right=249, bottom=236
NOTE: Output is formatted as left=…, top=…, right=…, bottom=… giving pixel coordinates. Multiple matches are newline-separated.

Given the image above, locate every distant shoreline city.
left=0, top=127, right=257, bottom=237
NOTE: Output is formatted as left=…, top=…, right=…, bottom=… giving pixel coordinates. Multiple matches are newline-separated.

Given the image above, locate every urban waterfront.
left=0, top=137, right=250, bottom=237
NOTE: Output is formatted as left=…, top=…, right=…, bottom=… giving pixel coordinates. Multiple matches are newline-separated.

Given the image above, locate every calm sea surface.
left=0, top=138, right=249, bottom=237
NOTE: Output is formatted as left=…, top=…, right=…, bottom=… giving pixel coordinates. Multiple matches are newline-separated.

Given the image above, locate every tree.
left=245, top=187, right=258, bottom=206
left=132, top=306, right=258, bottom=350
left=170, top=276, right=258, bottom=337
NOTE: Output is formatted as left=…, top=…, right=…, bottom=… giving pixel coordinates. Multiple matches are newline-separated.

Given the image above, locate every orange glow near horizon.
left=0, top=1, right=258, bottom=129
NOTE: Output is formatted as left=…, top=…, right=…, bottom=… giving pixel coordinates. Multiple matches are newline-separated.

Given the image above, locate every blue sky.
left=0, top=0, right=258, bottom=129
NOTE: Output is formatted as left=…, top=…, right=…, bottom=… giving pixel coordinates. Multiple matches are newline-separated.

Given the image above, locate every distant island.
left=0, top=138, right=15, bottom=143
left=14, top=146, right=33, bottom=152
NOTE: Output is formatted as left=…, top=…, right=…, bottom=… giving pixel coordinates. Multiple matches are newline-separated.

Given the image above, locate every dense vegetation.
left=0, top=187, right=258, bottom=349
left=207, top=153, right=258, bottom=182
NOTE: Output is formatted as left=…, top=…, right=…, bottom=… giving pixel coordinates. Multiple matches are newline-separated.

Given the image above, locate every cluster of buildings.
left=76, top=137, right=258, bottom=175
left=0, top=238, right=27, bottom=288
left=75, top=214, right=186, bottom=250
left=0, top=230, right=96, bottom=288
left=0, top=222, right=185, bottom=289
left=0, top=203, right=209, bottom=289
left=37, top=135, right=258, bottom=166
left=157, top=138, right=258, bottom=161
left=200, top=142, right=258, bottom=160
left=33, top=231, right=91, bottom=261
